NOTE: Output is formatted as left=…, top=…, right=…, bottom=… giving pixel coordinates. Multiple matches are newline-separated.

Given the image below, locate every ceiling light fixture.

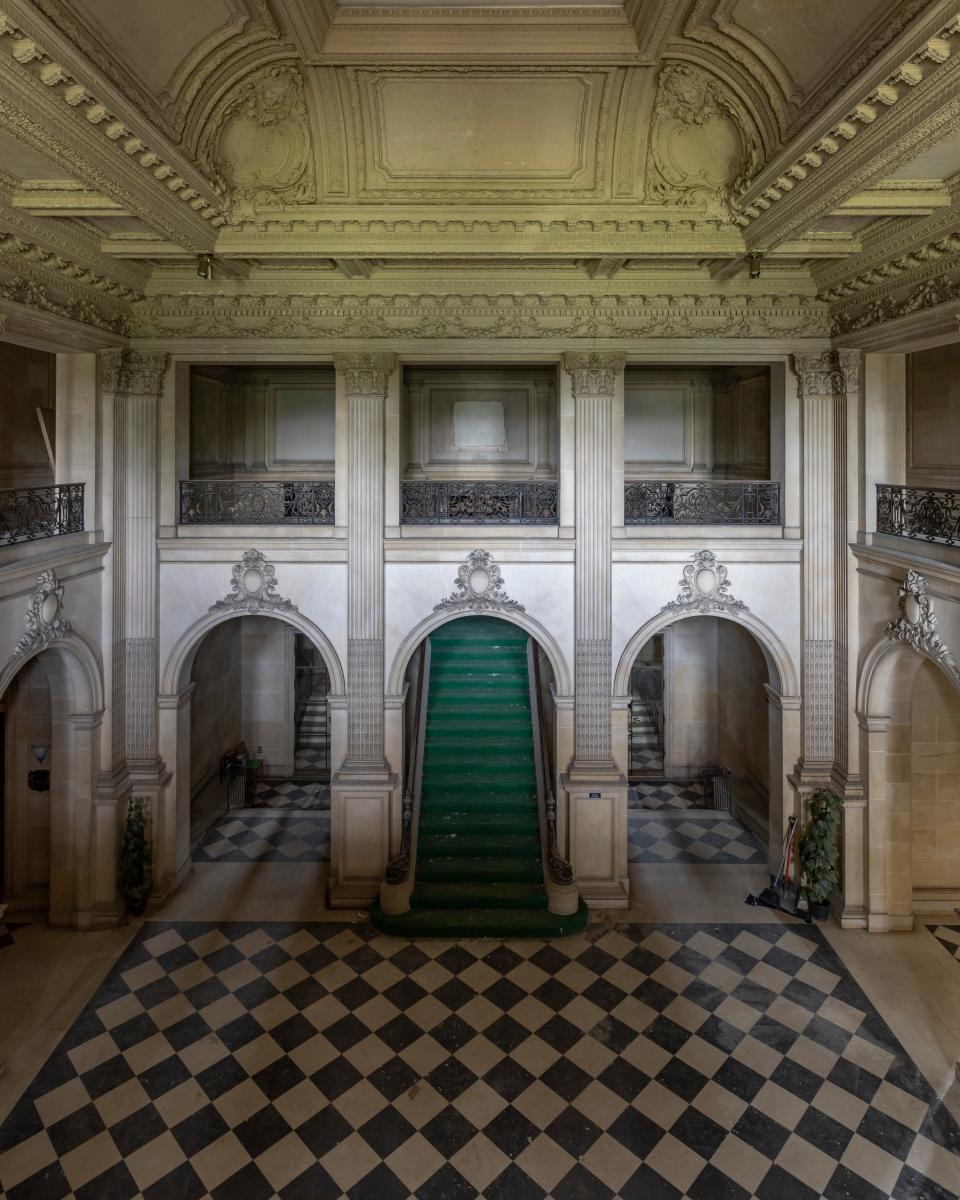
left=748, top=252, right=763, bottom=279
left=197, top=253, right=213, bottom=281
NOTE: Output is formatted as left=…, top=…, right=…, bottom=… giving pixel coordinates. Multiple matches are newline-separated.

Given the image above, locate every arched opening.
left=858, top=640, right=960, bottom=930
left=0, top=638, right=103, bottom=928
left=619, top=613, right=796, bottom=892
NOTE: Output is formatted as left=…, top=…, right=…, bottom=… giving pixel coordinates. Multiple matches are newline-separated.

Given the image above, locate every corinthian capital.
left=790, top=350, right=860, bottom=398
left=100, top=350, right=168, bottom=397
left=334, top=353, right=398, bottom=397
left=562, top=352, right=626, bottom=398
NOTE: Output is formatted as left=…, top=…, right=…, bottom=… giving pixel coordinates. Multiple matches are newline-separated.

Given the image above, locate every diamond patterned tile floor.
left=927, top=924, right=960, bottom=968
left=1, top=920, right=958, bottom=1200
left=631, top=783, right=706, bottom=811
left=294, top=748, right=328, bottom=773
left=194, top=813, right=331, bottom=864
left=253, top=781, right=330, bottom=811
left=629, top=812, right=765, bottom=865
left=630, top=748, right=664, bottom=773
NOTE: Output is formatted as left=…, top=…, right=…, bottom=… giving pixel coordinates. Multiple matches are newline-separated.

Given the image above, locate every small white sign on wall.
left=452, top=399, right=507, bottom=450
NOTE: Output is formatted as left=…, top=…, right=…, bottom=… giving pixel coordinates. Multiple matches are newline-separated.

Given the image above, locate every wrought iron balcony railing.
left=180, top=480, right=335, bottom=525
left=401, top=480, right=559, bottom=525
left=624, top=480, right=782, bottom=526
left=0, top=483, right=85, bottom=545
left=877, top=483, right=960, bottom=547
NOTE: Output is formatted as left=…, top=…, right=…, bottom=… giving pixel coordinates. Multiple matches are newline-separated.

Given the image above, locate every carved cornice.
left=563, top=352, right=626, bottom=397
left=0, top=10, right=228, bottom=240
left=886, top=569, right=960, bottom=684
left=135, top=292, right=830, bottom=340
left=830, top=271, right=960, bottom=337
left=791, top=350, right=860, bottom=398
left=0, top=230, right=142, bottom=307
left=819, top=226, right=960, bottom=306
left=0, top=275, right=130, bottom=336
left=333, top=353, right=398, bottom=396
left=733, top=15, right=960, bottom=244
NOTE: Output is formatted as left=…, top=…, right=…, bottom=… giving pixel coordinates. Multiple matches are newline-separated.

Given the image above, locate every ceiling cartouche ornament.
left=200, top=65, right=316, bottom=222
left=435, top=550, right=524, bottom=615
left=662, top=550, right=747, bottom=617
left=9, top=570, right=73, bottom=663
left=886, top=570, right=959, bottom=683
left=210, top=550, right=298, bottom=615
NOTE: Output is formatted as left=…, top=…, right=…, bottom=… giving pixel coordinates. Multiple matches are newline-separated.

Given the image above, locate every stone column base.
left=330, top=771, right=399, bottom=909
left=562, top=774, right=629, bottom=909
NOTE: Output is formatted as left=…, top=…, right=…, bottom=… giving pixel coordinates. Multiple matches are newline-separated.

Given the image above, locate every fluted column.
left=336, top=353, right=397, bottom=773
left=791, top=350, right=860, bottom=782
left=564, top=352, right=624, bottom=778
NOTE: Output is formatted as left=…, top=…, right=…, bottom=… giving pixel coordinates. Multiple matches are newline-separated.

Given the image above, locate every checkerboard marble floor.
left=253, top=781, right=330, bottom=811
left=631, top=783, right=706, bottom=811
left=195, top=813, right=331, bottom=864
left=927, top=925, right=960, bottom=968
left=1, top=919, right=958, bottom=1200
left=629, top=811, right=766, bottom=865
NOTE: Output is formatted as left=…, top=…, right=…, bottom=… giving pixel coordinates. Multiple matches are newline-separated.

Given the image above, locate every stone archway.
left=857, top=636, right=960, bottom=931
left=0, top=635, right=105, bottom=928
left=156, top=610, right=346, bottom=902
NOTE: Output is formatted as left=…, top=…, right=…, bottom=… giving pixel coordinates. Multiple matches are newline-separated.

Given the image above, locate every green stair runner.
left=372, top=615, right=587, bottom=938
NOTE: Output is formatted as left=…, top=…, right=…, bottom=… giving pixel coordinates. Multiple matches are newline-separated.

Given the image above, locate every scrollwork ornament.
left=886, top=570, right=959, bottom=681
left=10, top=569, right=73, bottom=662
left=663, top=550, right=747, bottom=616
left=435, top=549, right=525, bottom=614
left=210, top=549, right=297, bottom=615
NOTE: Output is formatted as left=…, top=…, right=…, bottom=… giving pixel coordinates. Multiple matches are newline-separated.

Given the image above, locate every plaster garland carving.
left=647, top=63, right=762, bottom=216
left=435, top=549, right=525, bottom=615
left=563, top=352, right=626, bottom=397
left=200, top=65, right=315, bottom=222
left=10, top=569, right=73, bottom=662
left=210, top=550, right=298, bottom=615
left=0, top=275, right=130, bottom=337
left=135, top=293, right=829, bottom=340
left=791, top=350, right=860, bottom=397
left=662, top=550, right=747, bottom=616
left=0, top=231, right=142, bottom=304
left=886, top=570, right=960, bottom=682
left=831, top=273, right=960, bottom=337
left=333, top=353, right=398, bottom=396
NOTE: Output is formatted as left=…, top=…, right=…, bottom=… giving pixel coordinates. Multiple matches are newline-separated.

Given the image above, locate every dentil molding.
left=435, top=549, right=524, bottom=615
left=662, top=550, right=747, bottom=617
left=210, top=549, right=298, bottom=616
left=9, top=568, right=73, bottom=663
left=886, top=569, right=960, bottom=684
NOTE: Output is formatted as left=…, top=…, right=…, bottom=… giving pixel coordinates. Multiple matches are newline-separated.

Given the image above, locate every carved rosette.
left=886, top=570, right=959, bottom=681
left=791, top=350, right=860, bottom=398
left=10, top=569, right=73, bottom=662
left=201, top=64, right=316, bottom=222
left=333, top=353, right=397, bottom=397
left=435, top=549, right=525, bottom=615
left=663, top=551, right=747, bottom=616
left=562, top=352, right=626, bottom=398
left=647, top=64, right=762, bottom=215
left=210, top=550, right=297, bottom=615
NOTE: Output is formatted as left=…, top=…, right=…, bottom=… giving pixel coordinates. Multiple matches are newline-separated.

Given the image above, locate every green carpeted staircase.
left=372, top=616, right=587, bottom=938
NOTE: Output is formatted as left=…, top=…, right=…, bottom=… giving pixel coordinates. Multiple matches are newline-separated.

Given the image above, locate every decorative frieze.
left=435, top=549, right=525, bottom=615
left=887, top=570, right=960, bottom=682
left=662, top=550, right=747, bottom=617
left=210, top=549, right=298, bottom=615
left=9, top=569, right=73, bottom=662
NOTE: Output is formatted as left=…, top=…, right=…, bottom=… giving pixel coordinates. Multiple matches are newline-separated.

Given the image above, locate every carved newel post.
left=330, top=354, right=399, bottom=907
left=561, top=353, right=629, bottom=907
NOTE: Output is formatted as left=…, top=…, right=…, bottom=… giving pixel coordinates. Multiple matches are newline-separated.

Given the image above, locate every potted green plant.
left=799, top=789, right=842, bottom=920
left=119, top=797, right=152, bottom=916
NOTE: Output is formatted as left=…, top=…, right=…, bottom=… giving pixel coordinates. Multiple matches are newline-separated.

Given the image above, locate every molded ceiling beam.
left=10, top=183, right=131, bottom=217
left=832, top=184, right=952, bottom=217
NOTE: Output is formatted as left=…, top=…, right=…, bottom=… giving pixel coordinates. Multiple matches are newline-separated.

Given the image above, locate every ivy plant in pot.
left=119, top=797, right=152, bottom=916
left=799, top=789, right=841, bottom=921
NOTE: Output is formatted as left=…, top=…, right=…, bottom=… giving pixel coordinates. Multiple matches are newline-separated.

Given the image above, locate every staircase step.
left=417, top=856, right=543, bottom=882
left=371, top=900, right=589, bottom=939
left=419, top=810, right=539, bottom=835
left=418, top=833, right=541, bottom=856
left=412, top=880, right=548, bottom=909
left=420, top=796, right=538, bottom=815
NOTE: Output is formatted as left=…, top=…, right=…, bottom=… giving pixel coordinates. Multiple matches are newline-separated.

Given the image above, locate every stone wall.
left=910, top=658, right=960, bottom=893
left=0, top=342, right=55, bottom=489
left=1, top=656, right=51, bottom=905
left=189, top=620, right=241, bottom=799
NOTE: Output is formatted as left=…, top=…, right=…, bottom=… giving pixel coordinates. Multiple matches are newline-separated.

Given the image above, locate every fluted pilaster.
left=336, top=353, right=397, bottom=770
left=564, top=352, right=625, bottom=777
left=791, top=349, right=859, bottom=779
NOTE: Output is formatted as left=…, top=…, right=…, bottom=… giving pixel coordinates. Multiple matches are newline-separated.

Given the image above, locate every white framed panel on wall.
left=624, top=370, right=702, bottom=478
left=266, top=380, right=336, bottom=476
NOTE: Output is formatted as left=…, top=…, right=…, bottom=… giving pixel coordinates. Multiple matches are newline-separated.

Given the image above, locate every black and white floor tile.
left=1, top=920, right=958, bottom=1200
left=630, top=812, right=765, bottom=865
left=631, top=748, right=664, bottom=773
left=194, top=813, right=331, bottom=864
left=927, top=924, right=960, bottom=968
left=631, top=782, right=706, bottom=811
left=253, top=781, right=330, bottom=811
left=294, top=749, right=327, bottom=773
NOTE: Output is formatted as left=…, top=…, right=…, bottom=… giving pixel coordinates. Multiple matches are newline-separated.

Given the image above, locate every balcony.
left=179, top=480, right=335, bottom=525
left=401, top=480, right=559, bottom=525
left=877, top=483, right=960, bottom=547
left=624, top=481, right=782, bottom=527
left=0, top=483, right=85, bottom=546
